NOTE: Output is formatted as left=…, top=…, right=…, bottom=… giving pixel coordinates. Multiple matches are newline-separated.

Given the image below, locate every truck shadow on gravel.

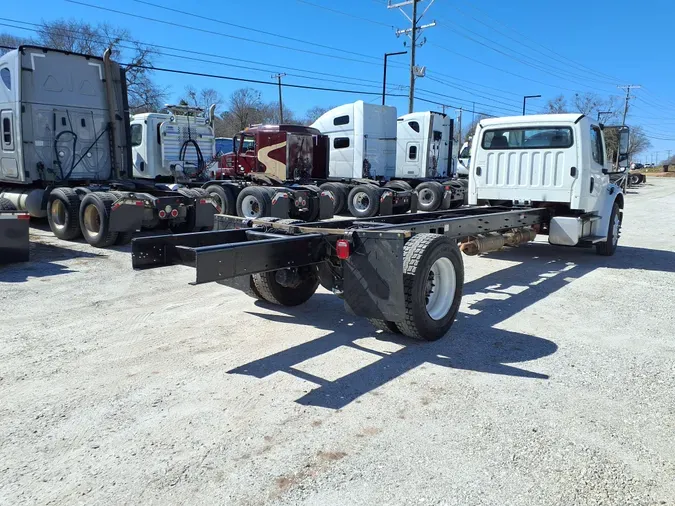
left=229, top=243, right=675, bottom=409
left=0, top=242, right=103, bottom=283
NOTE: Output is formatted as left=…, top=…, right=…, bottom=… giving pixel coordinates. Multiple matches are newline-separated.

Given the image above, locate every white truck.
left=468, top=113, right=629, bottom=255
left=131, top=113, right=631, bottom=342
left=310, top=101, right=465, bottom=216
left=0, top=45, right=216, bottom=247
left=130, top=105, right=218, bottom=182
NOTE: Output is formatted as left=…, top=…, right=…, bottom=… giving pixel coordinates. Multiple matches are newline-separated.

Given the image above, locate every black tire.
left=368, top=319, right=402, bottom=334
left=78, top=192, right=119, bottom=248
left=73, top=187, right=91, bottom=197
left=236, top=186, right=274, bottom=218
left=347, top=185, right=381, bottom=218
left=205, top=184, right=236, bottom=215
left=216, top=275, right=265, bottom=301
left=319, top=182, right=348, bottom=215
left=415, top=181, right=444, bottom=212
left=0, top=197, right=17, bottom=211
left=114, top=231, right=134, bottom=245
left=395, top=234, right=464, bottom=341
left=596, top=203, right=621, bottom=256
left=384, top=180, right=413, bottom=192
left=47, top=187, right=82, bottom=240
left=252, top=266, right=319, bottom=306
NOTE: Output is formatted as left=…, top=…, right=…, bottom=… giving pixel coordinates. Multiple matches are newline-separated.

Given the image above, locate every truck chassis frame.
left=132, top=206, right=550, bottom=341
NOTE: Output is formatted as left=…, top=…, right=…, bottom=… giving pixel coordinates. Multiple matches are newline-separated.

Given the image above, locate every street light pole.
left=382, top=51, right=407, bottom=105
left=522, top=94, right=542, bottom=115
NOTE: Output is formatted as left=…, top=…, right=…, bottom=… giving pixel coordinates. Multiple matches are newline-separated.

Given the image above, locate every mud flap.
left=379, top=190, right=394, bottom=216
left=271, top=191, right=291, bottom=218
left=194, top=199, right=217, bottom=228
left=109, top=200, right=144, bottom=232
left=342, top=230, right=405, bottom=321
left=0, top=212, right=29, bottom=264
left=319, top=191, right=333, bottom=220
left=441, top=190, right=453, bottom=210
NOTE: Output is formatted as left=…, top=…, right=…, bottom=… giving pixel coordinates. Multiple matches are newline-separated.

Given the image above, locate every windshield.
left=234, top=136, right=256, bottom=153
left=459, top=144, right=471, bottom=158
left=482, top=127, right=573, bottom=150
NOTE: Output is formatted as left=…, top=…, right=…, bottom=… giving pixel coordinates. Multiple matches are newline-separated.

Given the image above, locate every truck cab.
left=396, top=111, right=452, bottom=179
left=130, top=105, right=216, bottom=182
left=218, top=124, right=325, bottom=181
left=457, top=140, right=471, bottom=177
left=469, top=113, right=629, bottom=249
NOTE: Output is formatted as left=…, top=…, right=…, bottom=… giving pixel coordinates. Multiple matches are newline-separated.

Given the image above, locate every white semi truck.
left=0, top=45, right=216, bottom=247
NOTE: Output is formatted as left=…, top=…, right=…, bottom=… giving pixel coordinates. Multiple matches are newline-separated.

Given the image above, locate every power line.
left=296, top=0, right=395, bottom=28
left=134, top=0, right=387, bottom=63
left=66, top=0, right=399, bottom=67
left=0, top=18, right=404, bottom=89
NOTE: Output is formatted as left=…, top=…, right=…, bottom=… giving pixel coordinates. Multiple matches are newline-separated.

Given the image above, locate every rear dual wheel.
left=368, top=233, right=464, bottom=341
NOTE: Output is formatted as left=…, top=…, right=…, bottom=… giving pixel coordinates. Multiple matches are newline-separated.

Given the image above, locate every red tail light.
left=170, top=209, right=179, bottom=218
left=158, top=210, right=167, bottom=219
left=17, top=214, right=30, bottom=220
left=135, top=200, right=144, bottom=206
left=336, top=239, right=351, bottom=260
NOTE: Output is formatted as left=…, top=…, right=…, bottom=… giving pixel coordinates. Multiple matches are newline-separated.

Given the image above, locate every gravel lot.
left=1, top=179, right=674, bottom=506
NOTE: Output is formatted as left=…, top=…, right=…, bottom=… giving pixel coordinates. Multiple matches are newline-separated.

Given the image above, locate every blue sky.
left=2, top=0, right=673, bottom=162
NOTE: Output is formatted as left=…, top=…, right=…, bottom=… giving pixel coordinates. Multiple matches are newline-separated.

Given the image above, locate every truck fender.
left=595, top=184, right=624, bottom=239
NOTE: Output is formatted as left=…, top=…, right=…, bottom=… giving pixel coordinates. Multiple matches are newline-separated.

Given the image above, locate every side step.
left=579, top=235, right=606, bottom=244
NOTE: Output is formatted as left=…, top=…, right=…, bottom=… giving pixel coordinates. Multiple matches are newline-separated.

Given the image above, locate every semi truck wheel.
left=47, top=188, right=82, bottom=241
left=395, top=234, right=464, bottom=341
left=347, top=185, right=380, bottom=218
left=368, top=319, right=401, bottom=334
left=79, top=192, right=119, bottom=248
left=415, top=181, right=444, bottom=212
left=319, top=182, right=348, bottom=215
left=252, top=266, right=319, bottom=306
left=237, top=187, right=273, bottom=218
left=205, top=184, right=236, bottom=215
left=0, top=197, right=17, bottom=210
left=596, top=203, right=621, bottom=256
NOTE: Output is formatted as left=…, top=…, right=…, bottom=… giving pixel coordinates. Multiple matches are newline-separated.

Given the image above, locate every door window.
left=0, top=68, right=10, bottom=90
left=2, top=115, right=14, bottom=151
left=130, top=124, right=143, bottom=147
left=408, top=144, right=418, bottom=160
left=590, top=126, right=603, bottom=165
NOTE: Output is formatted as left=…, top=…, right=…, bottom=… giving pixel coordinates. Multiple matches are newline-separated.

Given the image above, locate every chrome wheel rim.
left=352, top=192, right=371, bottom=212
left=419, top=188, right=435, bottom=205
left=425, top=257, right=456, bottom=320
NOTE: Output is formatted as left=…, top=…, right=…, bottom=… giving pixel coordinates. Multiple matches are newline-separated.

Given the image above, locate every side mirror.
left=618, top=126, right=630, bottom=168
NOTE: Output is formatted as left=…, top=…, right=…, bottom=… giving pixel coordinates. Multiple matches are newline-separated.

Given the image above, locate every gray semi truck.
left=0, top=45, right=216, bottom=247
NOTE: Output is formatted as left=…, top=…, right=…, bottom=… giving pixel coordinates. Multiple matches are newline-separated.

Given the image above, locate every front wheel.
left=395, top=234, right=464, bottom=341
left=596, top=203, right=621, bottom=256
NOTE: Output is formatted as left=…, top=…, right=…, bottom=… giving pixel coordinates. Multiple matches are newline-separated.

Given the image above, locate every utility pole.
left=618, top=84, right=641, bottom=125
left=389, top=0, right=436, bottom=113
left=272, top=73, right=286, bottom=123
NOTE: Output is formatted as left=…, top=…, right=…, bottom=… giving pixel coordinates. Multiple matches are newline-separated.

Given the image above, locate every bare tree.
left=573, top=92, right=621, bottom=123
left=0, top=33, right=29, bottom=56
left=303, top=105, right=335, bottom=125
left=546, top=95, right=569, bottom=114
left=181, top=86, right=223, bottom=113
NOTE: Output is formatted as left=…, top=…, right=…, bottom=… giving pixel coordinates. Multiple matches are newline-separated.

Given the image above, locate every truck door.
left=0, top=109, right=19, bottom=179
left=237, top=133, right=257, bottom=173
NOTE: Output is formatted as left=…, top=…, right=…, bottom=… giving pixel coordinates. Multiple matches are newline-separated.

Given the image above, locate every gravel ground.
left=1, top=180, right=674, bottom=506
